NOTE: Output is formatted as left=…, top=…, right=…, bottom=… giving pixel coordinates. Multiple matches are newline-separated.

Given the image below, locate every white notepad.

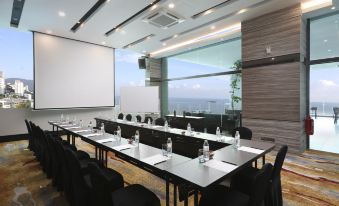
left=141, top=154, right=170, bottom=165
left=204, top=159, right=237, bottom=173
left=59, top=124, right=75, bottom=127
left=73, top=129, right=91, bottom=133
left=112, top=144, right=137, bottom=151
left=64, top=126, right=81, bottom=129
left=83, top=133, right=102, bottom=138
left=96, top=138, right=116, bottom=144
left=238, top=146, right=264, bottom=154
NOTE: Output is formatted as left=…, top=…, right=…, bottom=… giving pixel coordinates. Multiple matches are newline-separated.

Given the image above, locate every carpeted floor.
left=0, top=138, right=338, bottom=206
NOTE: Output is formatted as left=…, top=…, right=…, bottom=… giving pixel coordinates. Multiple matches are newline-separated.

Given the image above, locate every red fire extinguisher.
left=304, top=115, right=314, bottom=135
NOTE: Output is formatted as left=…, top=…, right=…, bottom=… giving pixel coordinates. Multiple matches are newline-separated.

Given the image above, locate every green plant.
left=229, top=60, right=242, bottom=114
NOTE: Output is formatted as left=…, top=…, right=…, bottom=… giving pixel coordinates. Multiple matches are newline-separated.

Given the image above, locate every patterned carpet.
left=0, top=138, right=338, bottom=206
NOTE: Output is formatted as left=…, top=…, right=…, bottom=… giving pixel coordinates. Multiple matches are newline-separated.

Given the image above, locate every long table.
left=48, top=120, right=274, bottom=206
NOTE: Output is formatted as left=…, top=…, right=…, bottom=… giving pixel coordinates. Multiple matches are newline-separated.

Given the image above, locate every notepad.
left=64, top=126, right=81, bottom=129
left=204, top=159, right=237, bottom=173
left=83, top=133, right=102, bottom=138
left=96, top=138, right=116, bottom=144
left=141, top=154, right=170, bottom=165
left=59, top=124, right=75, bottom=127
left=73, top=129, right=91, bottom=133
left=238, top=146, right=264, bottom=154
left=112, top=144, right=137, bottom=151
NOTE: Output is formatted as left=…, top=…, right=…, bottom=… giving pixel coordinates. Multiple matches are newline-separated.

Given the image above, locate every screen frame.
left=32, top=31, right=116, bottom=110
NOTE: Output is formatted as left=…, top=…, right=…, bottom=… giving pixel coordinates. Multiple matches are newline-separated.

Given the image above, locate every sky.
left=0, top=27, right=338, bottom=103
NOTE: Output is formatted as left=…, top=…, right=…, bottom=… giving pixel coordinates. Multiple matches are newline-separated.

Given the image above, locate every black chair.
left=334, top=107, right=339, bottom=124
left=144, top=116, right=153, bottom=124
left=126, top=114, right=132, bottom=121
left=24, top=119, right=33, bottom=150
left=88, top=162, right=161, bottom=206
left=118, top=113, right=124, bottom=120
left=199, top=163, right=273, bottom=206
left=136, top=115, right=142, bottom=123
left=232, top=127, right=252, bottom=140
left=155, top=118, right=165, bottom=126
left=185, top=112, right=192, bottom=116
left=231, top=145, right=288, bottom=206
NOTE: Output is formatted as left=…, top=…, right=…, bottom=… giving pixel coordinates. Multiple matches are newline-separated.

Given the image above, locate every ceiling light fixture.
left=46, top=30, right=52, bottom=34
left=173, top=34, right=178, bottom=38
left=301, top=0, right=332, bottom=13
left=324, top=39, right=328, bottom=42
left=210, top=25, right=216, bottom=30
left=237, top=9, right=248, bottom=14
left=204, top=10, right=213, bottom=16
left=162, top=42, right=167, bottom=46
left=168, top=3, right=175, bottom=9
left=151, top=23, right=241, bottom=56
left=328, top=49, right=332, bottom=52
left=151, top=5, right=157, bottom=10
left=331, top=6, right=336, bottom=9
left=102, top=41, right=106, bottom=45
left=58, top=11, right=66, bottom=17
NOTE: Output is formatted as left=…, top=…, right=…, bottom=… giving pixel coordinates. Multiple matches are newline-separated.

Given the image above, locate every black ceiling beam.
left=191, top=0, right=235, bottom=19
left=122, top=34, right=155, bottom=49
left=105, top=0, right=163, bottom=36
left=10, top=0, right=25, bottom=28
left=70, top=0, right=107, bottom=33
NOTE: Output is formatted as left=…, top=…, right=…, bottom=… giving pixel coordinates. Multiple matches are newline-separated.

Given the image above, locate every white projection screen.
left=120, top=86, right=159, bottom=113
left=34, top=32, right=114, bottom=109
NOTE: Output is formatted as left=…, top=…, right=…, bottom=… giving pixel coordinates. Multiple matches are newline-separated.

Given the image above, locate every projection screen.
left=33, top=32, right=114, bottom=109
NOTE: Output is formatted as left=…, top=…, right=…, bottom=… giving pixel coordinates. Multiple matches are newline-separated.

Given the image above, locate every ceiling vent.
left=143, top=9, right=184, bottom=29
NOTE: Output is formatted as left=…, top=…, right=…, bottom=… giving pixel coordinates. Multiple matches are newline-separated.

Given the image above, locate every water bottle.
left=167, top=138, right=172, bottom=157
left=187, top=123, right=191, bottom=135
left=61, top=114, right=64, bottom=122
left=100, top=123, right=105, bottom=135
left=203, top=140, right=209, bottom=162
left=73, top=116, right=77, bottom=124
left=135, top=130, right=140, bottom=145
left=216, top=127, right=221, bottom=141
left=174, top=110, right=176, bottom=117
left=164, top=120, right=169, bottom=131
left=88, top=121, right=93, bottom=131
left=117, top=126, right=121, bottom=140
left=148, top=118, right=151, bottom=127
left=66, top=115, right=70, bottom=123
left=234, top=131, right=240, bottom=149
left=79, top=119, right=83, bottom=127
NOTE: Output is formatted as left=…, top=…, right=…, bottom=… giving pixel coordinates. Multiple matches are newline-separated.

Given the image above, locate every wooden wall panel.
left=242, top=62, right=301, bottom=122
left=242, top=5, right=302, bottom=62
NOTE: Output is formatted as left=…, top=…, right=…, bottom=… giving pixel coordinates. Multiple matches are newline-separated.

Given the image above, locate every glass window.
left=0, top=28, right=33, bottom=109
left=167, top=39, right=241, bottom=79
left=310, top=13, right=339, bottom=60
left=115, top=49, right=145, bottom=105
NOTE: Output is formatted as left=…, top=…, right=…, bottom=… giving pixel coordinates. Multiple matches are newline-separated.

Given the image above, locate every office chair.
left=232, top=127, right=252, bottom=140
left=155, top=118, right=165, bottom=126
left=118, top=113, right=124, bottom=120
left=136, top=115, right=142, bottom=122
left=199, top=163, right=273, bottom=206
left=144, top=116, right=153, bottom=124
left=126, top=114, right=132, bottom=121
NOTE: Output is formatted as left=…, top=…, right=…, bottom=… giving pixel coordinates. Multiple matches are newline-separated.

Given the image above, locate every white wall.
left=0, top=108, right=114, bottom=136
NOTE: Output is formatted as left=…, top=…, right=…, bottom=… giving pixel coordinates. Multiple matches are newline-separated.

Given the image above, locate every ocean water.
left=310, top=102, right=339, bottom=116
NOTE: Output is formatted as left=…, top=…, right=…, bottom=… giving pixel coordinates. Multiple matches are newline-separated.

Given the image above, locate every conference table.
left=48, top=119, right=274, bottom=206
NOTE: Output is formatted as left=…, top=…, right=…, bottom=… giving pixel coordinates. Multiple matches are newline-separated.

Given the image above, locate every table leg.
left=174, top=183, right=177, bottom=206
left=184, top=197, right=188, bottom=206
left=166, top=176, right=170, bottom=206
left=72, top=135, right=75, bottom=146
left=105, top=150, right=108, bottom=167
left=194, top=190, right=199, bottom=206
left=262, top=155, right=266, bottom=166
left=95, top=147, right=98, bottom=159
left=67, top=134, right=70, bottom=144
left=255, top=160, right=257, bottom=168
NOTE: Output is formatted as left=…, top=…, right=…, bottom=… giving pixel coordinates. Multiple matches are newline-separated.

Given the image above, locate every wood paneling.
left=242, top=62, right=301, bottom=122
left=242, top=5, right=302, bottom=62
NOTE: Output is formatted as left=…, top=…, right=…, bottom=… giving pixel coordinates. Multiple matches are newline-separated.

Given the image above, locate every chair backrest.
left=232, top=127, right=252, bottom=140
left=272, top=145, right=288, bottom=180
left=248, top=163, right=273, bottom=206
left=185, top=112, right=192, bottom=116
left=65, top=148, right=89, bottom=192
left=88, top=162, right=114, bottom=206
left=136, top=115, right=142, bottom=122
left=155, top=118, right=165, bottom=126
left=118, top=113, right=124, bottom=120
left=125, top=114, right=132, bottom=121
left=334, top=107, right=339, bottom=114
left=144, top=116, right=153, bottom=123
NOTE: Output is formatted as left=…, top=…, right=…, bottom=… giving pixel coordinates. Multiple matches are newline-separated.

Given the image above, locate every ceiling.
left=0, top=0, right=336, bottom=58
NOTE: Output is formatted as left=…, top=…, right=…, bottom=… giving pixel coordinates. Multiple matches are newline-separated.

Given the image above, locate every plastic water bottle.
left=61, top=114, right=64, bottom=122
left=79, top=119, right=83, bottom=127
left=164, top=120, right=169, bottom=131
left=234, top=131, right=240, bottom=149
left=88, top=121, right=93, bottom=131
left=203, top=140, right=209, bottom=162
left=100, top=123, right=105, bottom=135
left=187, top=123, right=191, bottom=135
left=148, top=118, right=151, bottom=127
left=135, top=130, right=140, bottom=145
left=216, top=127, right=221, bottom=141
left=167, top=138, right=172, bottom=157
left=117, top=126, right=121, bottom=140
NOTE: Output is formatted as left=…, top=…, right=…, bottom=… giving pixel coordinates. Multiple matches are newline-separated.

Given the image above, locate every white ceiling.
left=0, top=0, right=335, bottom=58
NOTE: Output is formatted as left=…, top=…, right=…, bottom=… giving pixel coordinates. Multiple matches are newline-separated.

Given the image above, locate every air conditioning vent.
left=143, top=9, right=184, bottom=29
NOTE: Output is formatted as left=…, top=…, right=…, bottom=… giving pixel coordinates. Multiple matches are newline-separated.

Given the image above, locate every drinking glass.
left=198, top=149, right=204, bottom=163
left=162, top=144, right=168, bottom=156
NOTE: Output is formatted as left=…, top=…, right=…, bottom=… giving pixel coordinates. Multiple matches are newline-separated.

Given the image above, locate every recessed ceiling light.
left=237, top=9, right=248, bottom=14
left=331, top=6, right=336, bottom=10
left=324, top=39, right=328, bottom=42
left=58, top=11, right=66, bottom=17
left=46, top=30, right=52, bottom=34
left=151, top=5, right=157, bottom=10
left=328, top=49, right=332, bottom=52
left=162, top=42, right=167, bottom=46
left=120, top=30, right=126, bottom=34
left=204, top=10, right=213, bottom=16
left=210, top=25, right=216, bottom=30
left=102, top=41, right=106, bottom=45
left=80, top=23, right=84, bottom=27
left=173, top=34, right=178, bottom=38
left=168, top=3, right=175, bottom=9
left=106, top=0, right=111, bottom=2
